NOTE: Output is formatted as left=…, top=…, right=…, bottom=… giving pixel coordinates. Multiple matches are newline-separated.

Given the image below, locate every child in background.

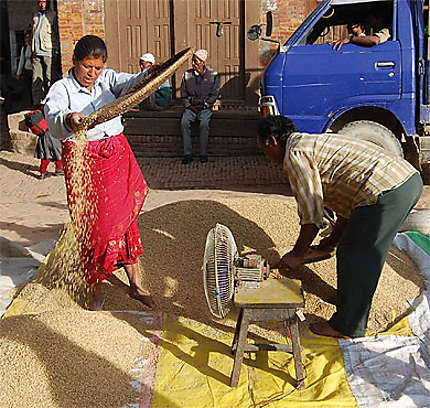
left=25, top=108, right=63, bottom=180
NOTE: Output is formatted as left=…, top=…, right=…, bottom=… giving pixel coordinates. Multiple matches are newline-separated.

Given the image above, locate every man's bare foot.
left=303, top=245, right=335, bottom=264
left=129, top=285, right=154, bottom=308
left=309, top=321, right=351, bottom=339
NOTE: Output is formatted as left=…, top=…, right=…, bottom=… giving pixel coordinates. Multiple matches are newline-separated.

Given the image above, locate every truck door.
left=281, top=3, right=401, bottom=133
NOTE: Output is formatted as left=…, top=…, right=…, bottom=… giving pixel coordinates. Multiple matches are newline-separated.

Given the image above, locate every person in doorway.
left=44, top=35, right=153, bottom=310
left=31, top=0, right=60, bottom=106
left=333, top=13, right=390, bottom=51
left=257, top=115, right=422, bottom=339
left=180, top=49, right=219, bottom=164
left=138, top=53, right=170, bottom=110
left=16, top=31, right=33, bottom=106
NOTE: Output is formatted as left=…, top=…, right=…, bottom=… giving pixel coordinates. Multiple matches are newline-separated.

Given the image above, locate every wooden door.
left=104, top=0, right=259, bottom=106
left=105, top=0, right=171, bottom=73
left=173, top=0, right=246, bottom=104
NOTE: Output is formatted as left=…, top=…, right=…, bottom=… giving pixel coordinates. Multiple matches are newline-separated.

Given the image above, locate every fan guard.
left=203, top=224, right=237, bottom=318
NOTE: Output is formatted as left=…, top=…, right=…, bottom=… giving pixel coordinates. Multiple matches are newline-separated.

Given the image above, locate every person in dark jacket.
left=180, top=49, right=219, bottom=164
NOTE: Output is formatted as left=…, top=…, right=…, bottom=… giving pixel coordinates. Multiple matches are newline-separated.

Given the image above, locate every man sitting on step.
left=180, top=49, right=220, bottom=164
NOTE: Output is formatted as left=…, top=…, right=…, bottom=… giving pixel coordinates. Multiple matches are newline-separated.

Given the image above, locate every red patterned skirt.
left=62, top=133, right=149, bottom=284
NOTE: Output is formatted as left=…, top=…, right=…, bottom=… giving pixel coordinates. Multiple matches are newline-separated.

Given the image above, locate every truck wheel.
left=338, top=120, right=403, bottom=157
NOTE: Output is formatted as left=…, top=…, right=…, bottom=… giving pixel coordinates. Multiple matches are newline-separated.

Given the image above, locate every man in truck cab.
left=333, top=12, right=391, bottom=50
left=332, top=21, right=365, bottom=50
left=257, top=115, right=423, bottom=339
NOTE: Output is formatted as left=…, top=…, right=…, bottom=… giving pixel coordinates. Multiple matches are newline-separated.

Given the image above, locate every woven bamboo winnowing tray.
left=74, top=47, right=194, bottom=138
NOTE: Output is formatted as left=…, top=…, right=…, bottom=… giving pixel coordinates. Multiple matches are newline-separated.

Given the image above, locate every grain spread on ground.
left=1, top=198, right=424, bottom=406
left=7, top=198, right=423, bottom=336
left=0, top=310, right=158, bottom=408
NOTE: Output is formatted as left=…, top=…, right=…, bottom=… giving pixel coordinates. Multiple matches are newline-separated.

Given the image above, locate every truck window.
left=300, top=2, right=393, bottom=46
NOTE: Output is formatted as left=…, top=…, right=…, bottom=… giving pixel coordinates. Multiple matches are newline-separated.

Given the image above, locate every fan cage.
left=203, top=224, right=237, bottom=318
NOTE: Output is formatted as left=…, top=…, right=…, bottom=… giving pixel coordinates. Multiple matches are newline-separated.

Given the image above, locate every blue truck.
left=249, top=0, right=430, bottom=175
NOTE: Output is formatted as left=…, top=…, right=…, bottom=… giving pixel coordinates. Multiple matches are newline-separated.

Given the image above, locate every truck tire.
left=338, top=120, right=403, bottom=157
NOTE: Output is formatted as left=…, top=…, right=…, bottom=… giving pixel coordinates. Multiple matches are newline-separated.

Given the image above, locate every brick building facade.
left=55, top=0, right=316, bottom=75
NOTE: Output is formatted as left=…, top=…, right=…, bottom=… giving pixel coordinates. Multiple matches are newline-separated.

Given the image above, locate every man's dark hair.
left=347, top=21, right=365, bottom=31
left=73, top=35, right=108, bottom=63
left=258, top=115, right=298, bottom=149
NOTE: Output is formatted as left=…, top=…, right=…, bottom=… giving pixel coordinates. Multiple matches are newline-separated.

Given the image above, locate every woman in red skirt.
left=44, top=35, right=153, bottom=310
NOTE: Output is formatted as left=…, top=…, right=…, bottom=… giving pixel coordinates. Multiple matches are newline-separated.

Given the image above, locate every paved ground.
left=138, top=155, right=290, bottom=189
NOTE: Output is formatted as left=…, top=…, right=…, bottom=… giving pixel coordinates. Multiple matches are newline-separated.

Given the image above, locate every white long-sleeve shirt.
left=44, top=67, right=148, bottom=141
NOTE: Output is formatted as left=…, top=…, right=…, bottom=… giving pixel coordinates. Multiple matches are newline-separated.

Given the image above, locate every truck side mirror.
left=266, top=11, right=273, bottom=37
left=247, top=25, right=262, bottom=41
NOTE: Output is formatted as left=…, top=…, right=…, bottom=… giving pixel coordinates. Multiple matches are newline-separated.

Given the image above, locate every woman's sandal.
left=129, top=291, right=154, bottom=308
left=88, top=295, right=105, bottom=311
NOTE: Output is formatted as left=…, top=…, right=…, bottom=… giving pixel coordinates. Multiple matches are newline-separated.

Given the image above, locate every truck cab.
left=252, top=0, right=430, bottom=173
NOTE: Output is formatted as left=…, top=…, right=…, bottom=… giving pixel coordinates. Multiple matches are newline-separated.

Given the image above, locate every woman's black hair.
left=257, top=115, right=298, bottom=149
left=73, top=35, right=108, bottom=63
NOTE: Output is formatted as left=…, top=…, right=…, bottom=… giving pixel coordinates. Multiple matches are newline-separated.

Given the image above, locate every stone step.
left=124, top=107, right=261, bottom=157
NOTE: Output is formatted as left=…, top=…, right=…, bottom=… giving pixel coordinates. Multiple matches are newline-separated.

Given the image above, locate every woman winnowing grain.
left=44, top=35, right=153, bottom=310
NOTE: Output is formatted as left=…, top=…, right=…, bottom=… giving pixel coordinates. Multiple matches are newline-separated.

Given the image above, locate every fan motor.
left=235, top=254, right=270, bottom=289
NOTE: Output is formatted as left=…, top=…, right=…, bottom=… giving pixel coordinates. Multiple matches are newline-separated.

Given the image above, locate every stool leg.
left=288, top=309, right=305, bottom=389
left=230, top=309, right=250, bottom=387
left=232, top=308, right=244, bottom=354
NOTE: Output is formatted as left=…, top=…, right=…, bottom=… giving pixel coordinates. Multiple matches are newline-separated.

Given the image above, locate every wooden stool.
left=230, top=278, right=305, bottom=388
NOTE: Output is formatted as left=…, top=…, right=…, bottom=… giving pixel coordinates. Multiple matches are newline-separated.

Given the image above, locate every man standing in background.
left=31, top=0, right=60, bottom=106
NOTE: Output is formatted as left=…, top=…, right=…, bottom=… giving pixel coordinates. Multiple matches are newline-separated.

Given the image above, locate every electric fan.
left=202, top=223, right=270, bottom=319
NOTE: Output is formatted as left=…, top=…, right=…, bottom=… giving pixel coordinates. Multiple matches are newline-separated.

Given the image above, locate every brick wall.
left=258, top=0, right=317, bottom=66
left=56, top=0, right=105, bottom=75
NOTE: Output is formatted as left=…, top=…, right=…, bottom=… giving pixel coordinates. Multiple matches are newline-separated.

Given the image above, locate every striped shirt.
left=284, top=132, right=418, bottom=228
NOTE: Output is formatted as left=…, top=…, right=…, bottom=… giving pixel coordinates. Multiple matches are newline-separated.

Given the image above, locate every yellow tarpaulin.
left=152, top=316, right=362, bottom=408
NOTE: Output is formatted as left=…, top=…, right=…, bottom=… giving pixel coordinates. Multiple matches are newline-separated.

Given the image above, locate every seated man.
left=332, top=21, right=365, bottom=51
left=139, top=53, right=170, bottom=110
left=333, top=13, right=390, bottom=51
left=180, top=49, right=220, bottom=164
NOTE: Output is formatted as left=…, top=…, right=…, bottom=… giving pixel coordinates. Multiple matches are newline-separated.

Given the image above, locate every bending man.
left=257, top=115, right=422, bottom=339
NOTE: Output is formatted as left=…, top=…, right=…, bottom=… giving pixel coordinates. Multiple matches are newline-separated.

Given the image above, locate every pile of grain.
left=10, top=198, right=424, bottom=338
left=0, top=310, right=157, bottom=408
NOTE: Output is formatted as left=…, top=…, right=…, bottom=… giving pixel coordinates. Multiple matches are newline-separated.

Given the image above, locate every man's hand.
left=279, top=251, right=304, bottom=271
left=65, top=112, right=84, bottom=131
left=332, top=37, right=350, bottom=51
